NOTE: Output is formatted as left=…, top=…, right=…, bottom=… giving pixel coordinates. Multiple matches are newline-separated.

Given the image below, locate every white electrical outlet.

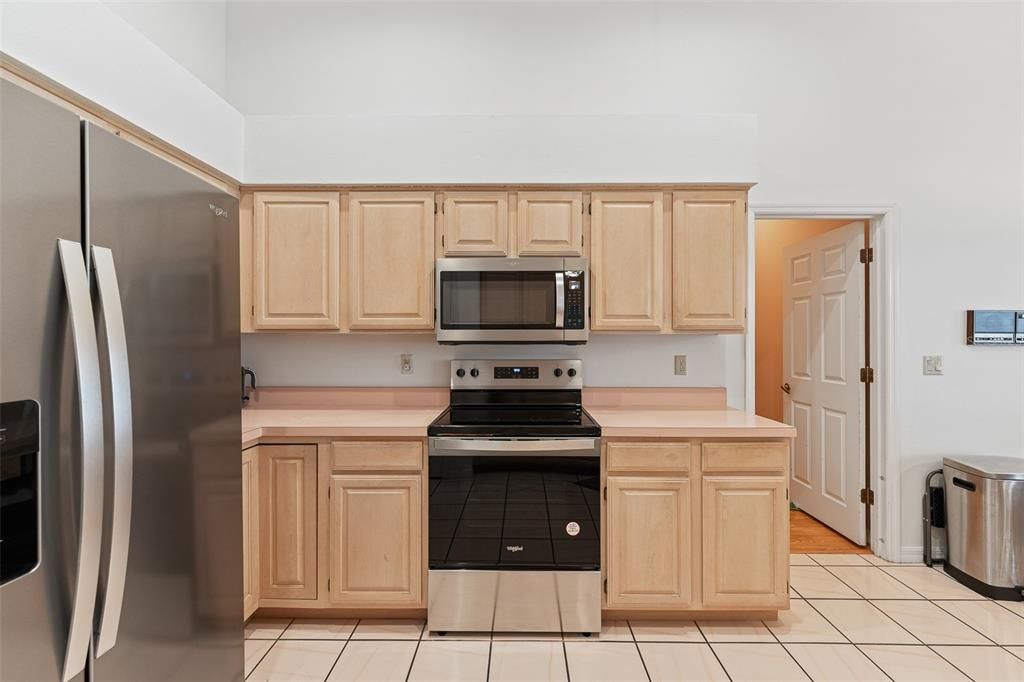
left=400, top=354, right=414, bottom=374
left=674, top=355, right=687, bottom=376
left=923, top=355, right=943, bottom=376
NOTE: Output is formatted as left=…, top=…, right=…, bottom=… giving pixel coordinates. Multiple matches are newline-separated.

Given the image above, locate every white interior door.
left=782, top=222, right=865, bottom=545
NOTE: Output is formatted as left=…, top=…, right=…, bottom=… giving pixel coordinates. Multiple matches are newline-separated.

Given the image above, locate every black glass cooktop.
left=428, top=457, right=601, bottom=571
left=427, top=389, right=601, bottom=438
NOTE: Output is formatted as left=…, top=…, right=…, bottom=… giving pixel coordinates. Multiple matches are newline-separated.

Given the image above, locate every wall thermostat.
left=966, top=310, right=1024, bottom=345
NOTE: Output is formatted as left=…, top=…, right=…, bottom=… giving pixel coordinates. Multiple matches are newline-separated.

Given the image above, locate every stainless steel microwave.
left=436, top=257, right=588, bottom=344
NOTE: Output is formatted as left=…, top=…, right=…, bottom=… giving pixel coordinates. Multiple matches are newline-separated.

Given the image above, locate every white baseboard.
left=903, top=545, right=945, bottom=564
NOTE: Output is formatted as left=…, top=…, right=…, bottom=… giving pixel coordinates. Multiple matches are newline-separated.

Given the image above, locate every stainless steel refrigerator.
left=0, top=80, right=243, bottom=681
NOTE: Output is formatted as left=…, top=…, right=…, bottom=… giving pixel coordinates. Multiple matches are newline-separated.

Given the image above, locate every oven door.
left=436, top=257, right=567, bottom=343
left=427, top=437, right=600, bottom=571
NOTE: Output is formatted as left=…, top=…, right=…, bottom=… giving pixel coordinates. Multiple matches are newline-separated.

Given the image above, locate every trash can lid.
left=942, top=456, right=1024, bottom=481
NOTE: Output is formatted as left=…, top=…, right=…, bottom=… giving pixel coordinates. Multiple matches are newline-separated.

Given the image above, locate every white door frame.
left=745, top=204, right=901, bottom=561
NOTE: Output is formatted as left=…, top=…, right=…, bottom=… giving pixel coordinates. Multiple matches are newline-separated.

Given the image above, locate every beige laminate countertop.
left=241, top=405, right=795, bottom=449
left=241, top=408, right=443, bottom=448
left=587, top=408, right=797, bottom=439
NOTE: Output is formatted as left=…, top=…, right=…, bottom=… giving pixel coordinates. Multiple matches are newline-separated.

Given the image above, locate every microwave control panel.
left=966, top=310, right=1024, bottom=345
left=564, top=271, right=586, bottom=330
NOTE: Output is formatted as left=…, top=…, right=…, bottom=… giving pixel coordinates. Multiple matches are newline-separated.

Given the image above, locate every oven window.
left=429, top=455, right=600, bottom=570
left=440, top=272, right=556, bottom=329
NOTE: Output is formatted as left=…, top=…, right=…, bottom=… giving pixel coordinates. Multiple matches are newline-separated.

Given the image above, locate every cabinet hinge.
left=251, top=305, right=255, bottom=317
left=859, top=247, right=874, bottom=264
left=328, top=486, right=331, bottom=499
left=859, top=367, right=875, bottom=384
left=441, top=202, right=445, bottom=214
left=441, top=234, right=445, bottom=247
left=327, top=578, right=331, bottom=591
left=602, top=486, right=607, bottom=501
left=786, top=488, right=789, bottom=500
left=434, top=202, right=438, bottom=215
left=603, top=578, right=607, bottom=594
left=587, top=203, right=592, bottom=216
left=860, top=488, right=875, bottom=505
left=434, top=308, right=437, bottom=323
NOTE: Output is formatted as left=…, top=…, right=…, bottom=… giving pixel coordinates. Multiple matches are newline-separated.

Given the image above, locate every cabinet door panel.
left=702, top=476, right=788, bottom=609
left=590, top=192, right=663, bottom=330
left=349, top=192, right=434, bottom=329
left=673, top=191, right=746, bottom=332
left=606, top=476, right=692, bottom=608
left=516, top=191, right=583, bottom=256
left=259, top=445, right=317, bottom=600
left=253, top=192, right=340, bottom=330
left=242, top=448, right=259, bottom=618
left=443, top=192, right=509, bottom=256
left=329, top=475, right=423, bottom=606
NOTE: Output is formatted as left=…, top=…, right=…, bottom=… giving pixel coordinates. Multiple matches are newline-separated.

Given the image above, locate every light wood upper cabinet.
left=442, top=192, right=509, bottom=256
left=242, top=447, right=260, bottom=619
left=515, top=191, right=584, bottom=256
left=253, top=192, right=341, bottom=330
left=590, top=192, right=664, bottom=330
left=328, top=474, right=423, bottom=606
left=606, top=476, right=694, bottom=608
left=348, top=192, right=435, bottom=329
left=259, top=445, right=318, bottom=600
left=702, top=442, right=789, bottom=609
left=672, top=190, right=747, bottom=332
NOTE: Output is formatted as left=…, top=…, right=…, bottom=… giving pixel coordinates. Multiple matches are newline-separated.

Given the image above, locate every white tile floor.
left=244, top=554, right=1024, bottom=681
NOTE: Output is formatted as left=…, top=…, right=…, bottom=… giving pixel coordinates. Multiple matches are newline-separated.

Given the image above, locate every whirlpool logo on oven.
left=505, top=545, right=524, bottom=553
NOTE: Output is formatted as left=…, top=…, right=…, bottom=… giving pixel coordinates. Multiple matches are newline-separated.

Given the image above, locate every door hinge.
left=859, top=247, right=874, bottom=264
left=860, top=488, right=875, bottom=505
left=859, top=367, right=875, bottom=383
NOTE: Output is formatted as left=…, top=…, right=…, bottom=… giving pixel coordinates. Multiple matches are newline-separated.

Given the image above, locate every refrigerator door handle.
left=91, top=246, right=133, bottom=658
left=56, top=240, right=105, bottom=682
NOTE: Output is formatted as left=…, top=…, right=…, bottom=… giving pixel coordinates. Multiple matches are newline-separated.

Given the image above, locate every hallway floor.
left=789, top=510, right=872, bottom=554
left=244, top=554, right=1024, bottom=681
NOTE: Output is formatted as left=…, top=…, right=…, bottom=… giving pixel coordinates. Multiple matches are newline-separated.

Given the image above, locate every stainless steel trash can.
left=943, top=456, right=1024, bottom=601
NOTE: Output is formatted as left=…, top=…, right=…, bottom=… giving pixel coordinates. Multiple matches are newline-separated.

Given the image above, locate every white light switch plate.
left=923, top=355, right=943, bottom=376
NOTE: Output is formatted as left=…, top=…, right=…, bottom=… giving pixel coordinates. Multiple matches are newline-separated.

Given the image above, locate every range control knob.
left=553, top=368, right=563, bottom=378
left=470, top=368, right=480, bottom=378
left=456, top=368, right=466, bottom=378
left=567, top=368, right=577, bottom=378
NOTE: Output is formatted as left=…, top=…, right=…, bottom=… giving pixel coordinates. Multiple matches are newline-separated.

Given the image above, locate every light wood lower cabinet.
left=242, top=447, right=260, bottom=619
left=702, top=475, right=788, bottom=608
left=259, top=444, right=318, bottom=600
left=606, top=476, right=693, bottom=608
left=328, top=475, right=423, bottom=606
left=604, top=440, right=790, bottom=613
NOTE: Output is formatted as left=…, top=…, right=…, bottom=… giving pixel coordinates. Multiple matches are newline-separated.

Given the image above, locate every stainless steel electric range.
left=427, top=360, right=601, bottom=635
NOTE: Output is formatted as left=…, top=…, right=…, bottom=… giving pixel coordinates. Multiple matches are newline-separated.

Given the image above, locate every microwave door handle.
left=555, top=272, right=565, bottom=329
left=57, top=240, right=105, bottom=682
left=91, top=246, right=133, bottom=658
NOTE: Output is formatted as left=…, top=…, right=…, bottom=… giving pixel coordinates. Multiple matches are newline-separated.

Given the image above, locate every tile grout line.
left=245, top=617, right=293, bottom=680
left=923, top=643, right=983, bottom=681
left=627, top=621, right=653, bottom=682
left=320, top=618, right=359, bottom=682
left=849, top=643, right=898, bottom=682
left=694, top=621, right=734, bottom=682
left=561, top=638, right=571, bottom=682
left=484, top=638, right=493, bottom=682
left=925, top=600, right=1004, bottom=646
left=819, top=562, right=928, bottom=600
left=402, top=621, right=426, bottom=682
left=762, top=610, right=815, bottom=680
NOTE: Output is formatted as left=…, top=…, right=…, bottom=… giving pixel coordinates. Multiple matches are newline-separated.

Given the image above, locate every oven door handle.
left=429, top=437, right=597, bottom=455
left=554, top=272, right=565, bottom=329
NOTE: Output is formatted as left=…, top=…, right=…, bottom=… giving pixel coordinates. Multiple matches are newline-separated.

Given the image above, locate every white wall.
left=242, top=333, right=729, bottom=391
left=0, top=0, right=244, bottom=177
left=228, top=1, right=1024, bottom=560
left=103, top=0, right=228, bottom=97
